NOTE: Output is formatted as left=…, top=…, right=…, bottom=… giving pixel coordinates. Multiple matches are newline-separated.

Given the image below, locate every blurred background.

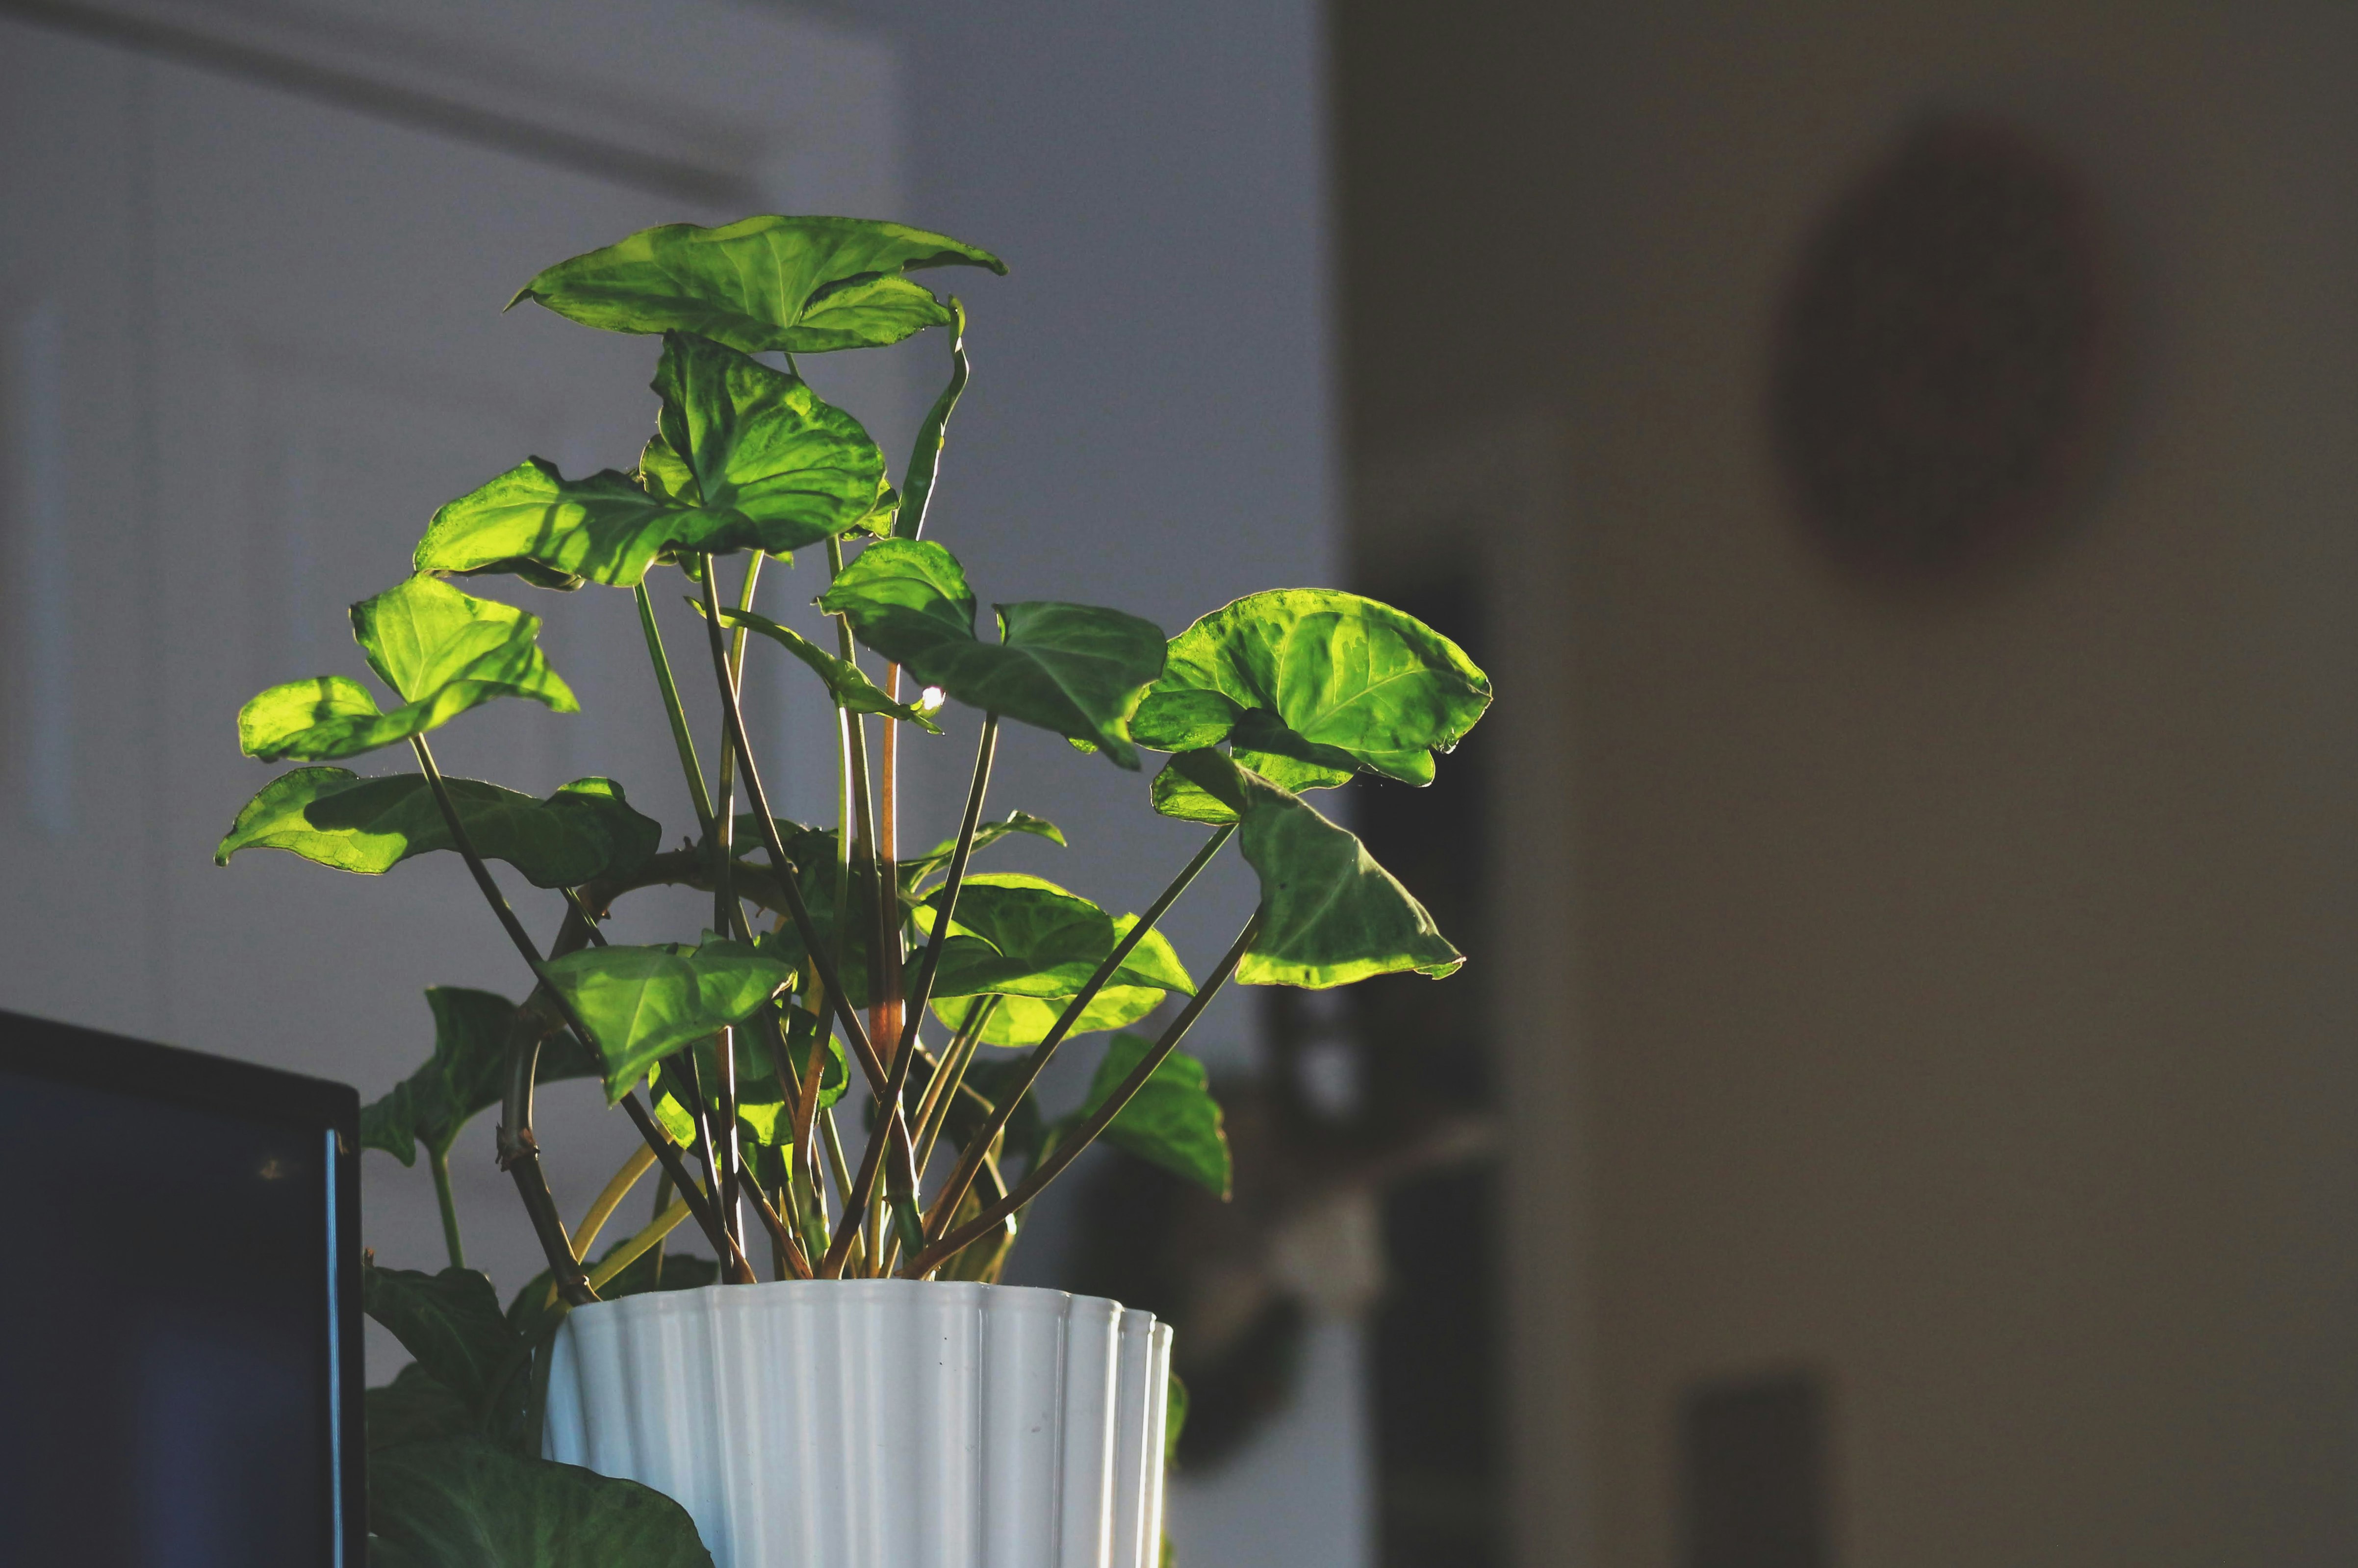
left=8, top=1, right=2358, bottom=1565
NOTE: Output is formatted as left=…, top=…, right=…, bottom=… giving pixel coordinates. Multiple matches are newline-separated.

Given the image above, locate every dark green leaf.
left=896, top=297, right=969, bottom=539
left=820, top=540, right=1165, bottom=766
left=368, top=1438, right=714, bottom=1568
left=512, top=213, right=1004, bottom=354
left=360, top=1263, right=518, bottom=1412
left=706, top=602, right=943, bottom=730
left=360, top=989, right=599, bottom=1168
left=543, top=937, right=793, bottom=1100
left=1072, top=1033, right=1230, bottom=1197
left=413, top=459, right=702, bottom=590
left=1133, top=590, right=1491, bottom=788
left=648, top=332, right=892, bottom=554
left=367, top=1363, right=474, bottom=1452
left=218, top=771, right=658, bottom=889
left=237, top=576, right=578, bottom=762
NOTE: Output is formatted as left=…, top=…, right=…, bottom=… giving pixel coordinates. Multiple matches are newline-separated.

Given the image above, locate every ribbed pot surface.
left=543, top=1279, right=1172, bottom=1568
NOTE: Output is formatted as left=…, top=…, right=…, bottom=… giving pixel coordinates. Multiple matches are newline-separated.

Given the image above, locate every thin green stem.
left=703, top=553, right=763, bottom=1261
left=910, top=912, right=1262, bottom=1278
left=923, top=823, right=1236, bottom=1240
left=910, top=999, right=994, bottom=1182
left=825, top=535, right=892, bottom=1048
left=635, top=581, right=715, bottom=837
left=429, top=1147, right=465, bottom=1271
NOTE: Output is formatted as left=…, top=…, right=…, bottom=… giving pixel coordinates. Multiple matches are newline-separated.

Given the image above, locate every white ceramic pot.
left=542, top=1279, right=1173, bottom=1568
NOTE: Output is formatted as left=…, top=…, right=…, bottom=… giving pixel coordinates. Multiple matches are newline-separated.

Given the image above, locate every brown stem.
left=820, top=715, right=999, bottom=1277
left=910, top=913, right=1260, bottom=1278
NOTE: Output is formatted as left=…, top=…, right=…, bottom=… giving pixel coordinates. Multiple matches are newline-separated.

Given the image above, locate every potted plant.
left=220, top=213, right=1490, bottom=1565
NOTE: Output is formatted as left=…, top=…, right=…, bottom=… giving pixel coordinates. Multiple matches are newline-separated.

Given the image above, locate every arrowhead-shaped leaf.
left=917, top=874, right=1194, bottom=1002
left=542, top=937, right=793, bottom=1101
left=511, top=213, right=1004, bottom=354
left=820, top=540, right=1165, bottom=766
left=1132, top=590, right=1491, bottom=789
left=648, top=332, right=893, bottom=554
left=412, top=459, right=703, bottom=590
left=1069, top=1033, right=1231, bottom=1198
left=368, top=1438, right=714, bottom=1568
left=1156, top=749, right=1462, bottom=987
left=705, top=602, right=942, bottom=731
left=237, top=576, right=577, bottom=762
left=218, top=771, right=658, bottom=889
left=359, top=989, right=598, bottom=1168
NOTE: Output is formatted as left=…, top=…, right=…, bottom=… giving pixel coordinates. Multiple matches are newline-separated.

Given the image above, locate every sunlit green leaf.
left=368, top=1439, right=714, bottom=1568
left=360, top=989, right=599, bottom=1169
left=819, top=540, right=1165, bottom=766
left=511, top=213, right=1004, bottom=354
left=649, top=332, right=892, bottom=555
left=1061, top=1034, right=1229, bottom=1198
left=543, top=937, right=793, bottom=1100
left=1149, top=746, right=1247, bottom=825
left=1133, top=590, right=1491, bottom=788
left=218, top=771, right=658, bottom=889
left=1157, top=750, right=1462, bottom=987
left=705, top=602, right=942, bottom=731
left=650, top=1015, right=843, bottom=1150
left=237, top=576, right=577, bottom=762
left=933, top=984, right=1164, bottom=1049
left=917, top=874, right=1193, bottom=1002
left=412, top=459, right=701, bottom=590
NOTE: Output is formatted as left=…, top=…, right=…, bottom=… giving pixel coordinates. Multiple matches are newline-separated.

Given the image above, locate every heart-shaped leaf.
left=704, top=602, right=942, bottom=731
left=542, top=937, right=793, bottom=1100
left=367, top=1438, right=714, bottom=1568
left=360, top=1262, right=518, bottom=1415
left=360, top=989, right=599, bottom=1169
left=1066, top=1033, right=1230, bottom=1198
left=819, top=540, right=1165, bottom=766
left=1157, top=749, right=1462, bottom=987
left=648, top=332, right=893, bottom=554
left=237, top=576, right=577, bottom=762
left=1132, top=590, right=1491, bottom=788
left=218, top=771, right=658, bottom=889
left=511, top=213, right=1004, bottom=354
left=412, top=459, right=703, bottom=590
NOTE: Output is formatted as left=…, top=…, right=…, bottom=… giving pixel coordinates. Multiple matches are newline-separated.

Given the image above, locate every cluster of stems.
left=412, top=542, right=1252, bottom=1301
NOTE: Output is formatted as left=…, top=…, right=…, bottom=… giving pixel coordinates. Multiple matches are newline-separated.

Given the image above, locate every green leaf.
left=360, top=989, right=598, bottom=1168
left=820, top=540, right=1165, bottom=767
left=542, top=937, right=793, bottom=1100
left=1166, top=1371, right=1190, bottom=1469
left=899, top=810, right=1066, bottom=889
left=648, top=332, right=892, bottom=555
left=368, top=1439, right=714, bottom=1568
left=1161, top=750, right=1463, bottom=986
left=237, top=576, right=577, bottom=762
left=651, top=1015, right=843, bottom=1150
left=367, top=1363, right=474, bottom=1452
left=218, top=771, right=658, bottom=889
left=918, top=874, right=1194, bottom=1001
left=1068, top=1033, right=1230, bottom=1198
left=1149, top=745, right=1248, bottom=825
left=511, top=213, right=1005, bottom=354
left=1133, top=590, right=1491, bottom=788
left=934, top=984, right=1164, bottom=1049
left=413, top=459, right=702, bottom=590
left=706, top=601, right=943, bottom=731
left=360, top=1262, right=518, bottom=1413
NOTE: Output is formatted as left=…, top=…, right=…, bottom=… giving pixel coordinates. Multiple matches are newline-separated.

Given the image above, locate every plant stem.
left=429, top=1148, right=465, bottom=1271
left=922, top=823, right=1236, bottom=1239
left=585, top=1198, right=692, bottom=1294
left=910, top=998, right=994, bottom=1182
left=821, top=715, right=999, bottom=1277
left=635, top=580, right=716, bottom=837
left=877, top=664, right=904, bottom=1060
left=824, top=535, right=894, bottom=1062
left=572, top=1144, right=656, bottom=1262
left=911, top=913, right=1261, bottom=1278
left=702, top=553, right=763, bottom=1261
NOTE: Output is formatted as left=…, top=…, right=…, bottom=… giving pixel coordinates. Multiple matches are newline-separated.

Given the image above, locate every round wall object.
left=1769, top=116, right=2111, bottom=578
